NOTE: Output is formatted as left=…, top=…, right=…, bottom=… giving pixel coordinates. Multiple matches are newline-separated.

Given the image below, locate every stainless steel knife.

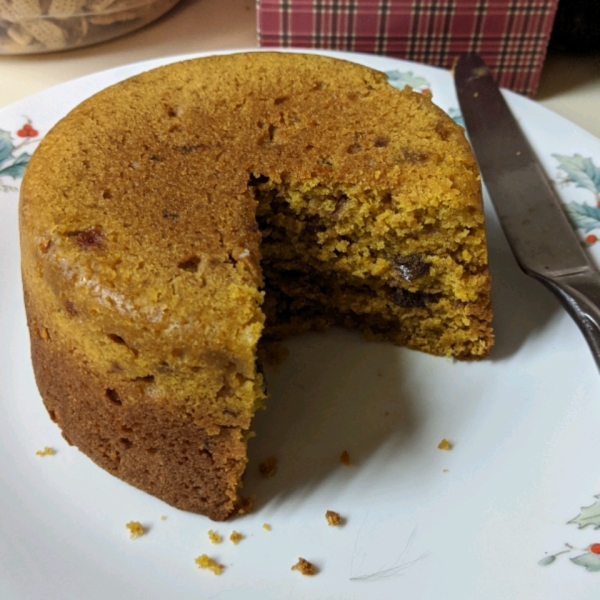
left=454, top=53, right=600, bottom=371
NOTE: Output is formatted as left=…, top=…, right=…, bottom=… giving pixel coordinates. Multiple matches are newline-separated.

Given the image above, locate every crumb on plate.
left=325, top=510, right=343, bottom=526
left=36, top=446, right=55, bottom=456
left=230, top=531, right=243, bottom=544
left=292, top=557, right=317, bottom=575
left=257, top=341, right=289, bottom=366
left=262, top=523, right=271, bottom=531
left=340, top=450, right=351, bottom=466
left=208, top=529, right=222, bottom=544
left=195, top=554, right=224, bottom=575
left=237, top=495, right=255, bottom=515
left=259, top=456, right=278, bottom=478
left=437, top=438, right=452, bottom=450
left=161, top=515, right=167, bottom=520
left=126, top=521, right=145, bottom=539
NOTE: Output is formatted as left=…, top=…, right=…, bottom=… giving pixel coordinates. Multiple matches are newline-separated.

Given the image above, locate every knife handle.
left=538, top=269, right=600, bottom=371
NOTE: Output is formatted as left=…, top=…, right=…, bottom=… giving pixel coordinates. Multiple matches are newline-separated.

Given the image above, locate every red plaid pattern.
left=257, top=0, right=559, bottom=97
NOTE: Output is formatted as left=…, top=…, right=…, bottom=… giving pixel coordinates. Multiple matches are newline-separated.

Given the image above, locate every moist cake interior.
left=253, top=175, right=490, bottom=358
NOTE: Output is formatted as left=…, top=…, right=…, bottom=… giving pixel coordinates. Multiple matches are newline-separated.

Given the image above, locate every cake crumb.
left=443, top=469, right=449, bottom=473
left=257, top=341, right=289, bottom=366
left=437, top=439, right=452, bottom=451
left=125, top=521, right=145, bottom=539
left=291, top=557, right=317, bottom=575
left=195, top=554, right=224, bottom=575
left=340, top=450, right=351, bottom=466
left=160, top=515, right=167, bottom=520
left=230, top=530, right=243, bottom=544
left=259, top=456, right=278, bottom=478
left=35, top=446, right=55, bottom=456
left=325, top=510, right=343, bottom=526
left=237, top=495, right=255, bottom=515
left=208, top=529, right=222, bottom=544
left=262, top=523, right=271, bottom=531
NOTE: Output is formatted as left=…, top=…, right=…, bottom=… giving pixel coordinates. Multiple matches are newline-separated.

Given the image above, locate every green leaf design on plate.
left=385, top=70, right=430, bottom=91
left=538, top=555, right=556, bottom=566
left=569, top=495, right=600, bottom=529
left=571, top=553, right=600, bottom=572
left=0, top=152, right=31, bottom=180
left=564, top=202, right=600, bottom=233
left=554, top=154, right=600, bottom=195
left=0, top=129, right=15, bottom=165
left=446, top=107, right=464, bottom=128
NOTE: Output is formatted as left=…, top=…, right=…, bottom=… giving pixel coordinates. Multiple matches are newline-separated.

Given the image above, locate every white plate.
left=2, top=49, right=600, bottom=600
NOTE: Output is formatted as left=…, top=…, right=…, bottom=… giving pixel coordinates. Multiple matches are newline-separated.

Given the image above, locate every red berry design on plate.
left=590, top=543, right=600, bottom=554
left=17, top=123, right=38, bottom=138
left=586, top=234, right=597, bottom=244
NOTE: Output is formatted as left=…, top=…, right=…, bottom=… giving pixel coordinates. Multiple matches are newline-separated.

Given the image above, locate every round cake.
left=19, top=52, right=493, bottom=520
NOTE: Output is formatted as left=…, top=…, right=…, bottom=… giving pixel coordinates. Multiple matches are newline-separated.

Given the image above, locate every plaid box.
left=257, top=0, right=559, bottom=97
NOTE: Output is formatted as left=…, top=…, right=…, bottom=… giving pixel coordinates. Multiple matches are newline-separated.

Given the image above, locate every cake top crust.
left=20, top=52, right=480, bottom=385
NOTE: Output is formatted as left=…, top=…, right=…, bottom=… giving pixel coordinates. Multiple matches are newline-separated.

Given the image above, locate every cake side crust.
left=26, top=290, right=248, bottom=520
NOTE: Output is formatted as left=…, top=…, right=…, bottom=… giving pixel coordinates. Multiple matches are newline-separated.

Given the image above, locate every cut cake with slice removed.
left=19, top=52, right=493, bottom=520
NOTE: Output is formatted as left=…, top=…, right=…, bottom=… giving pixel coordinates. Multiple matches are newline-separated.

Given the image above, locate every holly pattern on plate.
left=445, top=107, right=464, bottom=128
left=540, top=495, right=600, bottom=571
left=554, top=154, right=600, bottom=244
left=539, top=543, right=600, bottom=571
left=385, top=71, right=464, bottom=128
left=0, top=118, right=38, bottom=193
left=569, top=494, right=600, bottom=529
left=386, top=70, right=430, bottom=93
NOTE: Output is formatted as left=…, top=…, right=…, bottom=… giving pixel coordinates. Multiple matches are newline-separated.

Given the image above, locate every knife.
left=454, top=53, right=600, bottom=371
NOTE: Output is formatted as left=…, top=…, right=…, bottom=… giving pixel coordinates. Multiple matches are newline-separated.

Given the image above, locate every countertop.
left=0, top=0, right=599, bottom=139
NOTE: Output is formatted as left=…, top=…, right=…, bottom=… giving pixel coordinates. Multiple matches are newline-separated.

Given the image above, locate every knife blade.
left=454, top=53, right=600, bottom=371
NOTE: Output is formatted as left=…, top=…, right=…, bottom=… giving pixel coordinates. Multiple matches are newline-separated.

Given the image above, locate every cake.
left=325, top=510, right=342, bottom=526
left=229, top=530, right=243, bottom=544
left=19, top=52, right=493, bottom=521
left=195, top=554, right=223, bottom=575
left=125, top=521, right=145, bottom=539
left=292, top=557, right=317, bottom=575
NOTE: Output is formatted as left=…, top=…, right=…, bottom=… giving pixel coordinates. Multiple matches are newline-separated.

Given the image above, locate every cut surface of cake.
left=19, top=52, right=493, bottom=520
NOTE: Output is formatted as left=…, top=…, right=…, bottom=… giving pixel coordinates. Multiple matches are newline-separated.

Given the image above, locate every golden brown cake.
left=19, top=52, right=493, bottom=521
